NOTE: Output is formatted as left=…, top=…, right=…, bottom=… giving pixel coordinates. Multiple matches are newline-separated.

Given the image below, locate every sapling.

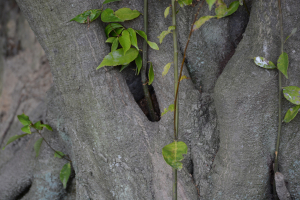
left=2, top=113, right=72, bottom=189
left=160, top=0, right=241, bottom=199
left=253, top=0, right=299, bottom=198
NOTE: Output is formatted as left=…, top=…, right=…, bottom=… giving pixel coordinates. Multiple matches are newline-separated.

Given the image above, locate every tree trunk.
left=1, top=0, right=300, bottom=199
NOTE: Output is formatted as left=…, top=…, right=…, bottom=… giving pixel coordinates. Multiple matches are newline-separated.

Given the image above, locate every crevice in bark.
left=269, top=158, right=276, bottom=200
left=65, top=170, right=76, bottom=195
left=217, top=4, right=251, bottom=77
left=15, top=182, right=31, bottom=200
left=189, top=158, right=201, bottom=198
left=121, top=64, right=160, bottom=121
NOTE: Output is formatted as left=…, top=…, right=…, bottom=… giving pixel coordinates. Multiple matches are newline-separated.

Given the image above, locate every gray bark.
left=275, top=172, right=291, bottom=200
left=1, top=0, right=300, bottom=199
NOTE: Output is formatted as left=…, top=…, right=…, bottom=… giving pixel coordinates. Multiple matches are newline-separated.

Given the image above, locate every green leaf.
left=97, top=48, right=139, bottom=69
left=70, top=9, right=102, bottom=23
left=33, top=121, right=42, bottom=130
left=206, top=0, right=217, bottom=10
left=119, top=30, right=131, bottom=55
left=147, top=41, right=159, bottom=50
left=285, top=28, right=297, bottom=42
left=135, top=30, right=147, bottom=41
left=71, top=10, right=91, bottom=23
left=120, top=64, right=129, bottom=72
left=161, top=104, right=174, bottom=116
left=2, top=134, right=28, bottom=150
left=225, top=1, right=240, bottom=17
left=162, top=62, right=172, bottom=77
left=103, top=0, right=121, bottom=4
left=179, top=75, right=188, bottom=82
left=148, top=62, right=154, bottom=85
left=277, top=52, right=289, bottom=78
left=253, top=57, right=277, bottom=69
left=17, top=113, right=31, bottom=126
left=106, top=37, right=117, bottom=43
left=111, top=37, right=119, bottom=52
left=110, top=28, right=124, bottom=37
left=178, top=0, right=192, bottom=7
left=89, top=9, right=103, bottom=22
left=164, top=6, right=170, bottom=18
left=284, top=105, right=300, bottom=123
left=40, top=124, right=53, bottom=131
left=105, top=23, right=123, bottom=38
left=54, top=151, right=65, bottom=158
left=21, top=125, right=31, bottom=134
left=135, top=54, right=142, bottom=75
left=283, top=86, right=300, bottom=105
left=127, top=28, right=138, bottom=50
left=135, top=30, right=159, bottom=50
left=115, top=8, right=141, bottom=21
left=162, top=141, right=188, bottom=169
left=215, top=0, right=227, bottom=19
left=34, top=138, right=43, bottom=157
left=158, top=26, right=175, bottom=44
left=101, top=8, right=124, bottom=23
left=60, top=162, right=71, bottom=189
left=193, top=16, right=214, bottom=31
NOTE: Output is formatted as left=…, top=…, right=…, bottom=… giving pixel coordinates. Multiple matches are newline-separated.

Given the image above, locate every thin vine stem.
left=142, top=0, right=157, bottom=121
left=171, top=0, right=178, bottom=198
left=37, top=129, right=72, bottom=163
left=242, top=0, right=250, bottom=15
left=172, top=1, right=204, bottom=199
left=173, top=0, right=204, bottom=139
left=274, top=0, right=283, bottom=175
left=172, top=0, right=179, bottom=142
left=274, top=0, right=284, bottom=199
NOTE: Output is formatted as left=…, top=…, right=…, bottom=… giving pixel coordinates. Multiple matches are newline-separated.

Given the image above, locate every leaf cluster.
left=161, top=0, right=241, bottom=170
left=253, top=28, right=300, bottom=123
left=71, top=3, right=159, bottom=85
left=2, top=113, right=71, bottom=189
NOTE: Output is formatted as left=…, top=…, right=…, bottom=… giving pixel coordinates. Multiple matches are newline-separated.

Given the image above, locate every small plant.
left=159, top=0, right=241, bottom=199
left=2, top=113, right=72, bottom=189
left=71, top=0, right=159, bottom=121
left=253, top=0, right=298, bottom=198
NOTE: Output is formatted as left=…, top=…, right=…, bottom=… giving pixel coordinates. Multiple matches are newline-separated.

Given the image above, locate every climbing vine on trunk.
left=253, top=0, right=298, bottom=198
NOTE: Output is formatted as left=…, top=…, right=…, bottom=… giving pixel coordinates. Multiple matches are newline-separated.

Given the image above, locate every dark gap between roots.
left=217, top=3, right=251, bottom=77
left=269, top=157, right=276, bottom=200
left=15, top=182, right=32, bottom=200
left=121, top=64, right=160, bottom=122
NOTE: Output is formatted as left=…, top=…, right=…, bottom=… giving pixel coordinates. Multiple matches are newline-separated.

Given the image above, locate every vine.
left=70, top=0, right=159, bottom=121
left=160, top=0, right=241, bottom=199
left=253, top=0, right=298, bottom=198
left=2, top=114, right=72, bottom=189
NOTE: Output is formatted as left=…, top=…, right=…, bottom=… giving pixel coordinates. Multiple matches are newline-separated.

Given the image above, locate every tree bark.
left=1, top=0, right=300, bottom=199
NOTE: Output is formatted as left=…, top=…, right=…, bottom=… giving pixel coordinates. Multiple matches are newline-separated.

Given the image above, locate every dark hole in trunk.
left=121, top=64, right=160, bottom=121
left=15, top=182, right=31, bottom=200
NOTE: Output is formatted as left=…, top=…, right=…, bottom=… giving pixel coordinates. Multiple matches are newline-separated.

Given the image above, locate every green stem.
left=274, top=0, right=283, bottom=175
left=171, top=0, right=178, bottom=198
left=274, top=0, right=284, bottom=198
left=37, top=130, right=72, bottom=163
left=142, top=0, right=156, bottom=121
left=242, top=0, right=250, bottom=15
left=171, top=1, right=204, bottom=199
left=172, top=0, right=179, bottom=141
left=173, top=168, right=177, bottom=200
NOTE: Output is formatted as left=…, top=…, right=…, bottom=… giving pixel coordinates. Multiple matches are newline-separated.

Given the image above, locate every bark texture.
left=0, top=0, right=300, bottom=199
